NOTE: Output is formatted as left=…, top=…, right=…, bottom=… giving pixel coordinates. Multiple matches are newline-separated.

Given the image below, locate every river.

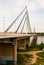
left=37, top=36, right=44, bottom=44
left=30, top=36, right=44, bottom=45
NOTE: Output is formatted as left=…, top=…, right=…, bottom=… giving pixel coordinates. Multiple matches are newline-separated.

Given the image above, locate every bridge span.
left=0, top=32, right=35, bottom=65
left=0, top=6, right=37, bottom=65
left=0, top=32, right=34, bottom=39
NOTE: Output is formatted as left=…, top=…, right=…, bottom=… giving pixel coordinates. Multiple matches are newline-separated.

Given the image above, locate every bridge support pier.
left=18, top=39, right=26, bottom=50
left=12, top=38, right=17, bottom=65
left=26, top=38, right=30, bottom=47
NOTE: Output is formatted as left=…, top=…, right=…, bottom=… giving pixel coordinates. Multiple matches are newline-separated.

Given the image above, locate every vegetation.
left=26, top=44, right=41, bottom=51
left=29, top=33, right=44, bottom=36
left=37, top=33, right=44, bottom=36
left=24, top=54, right=33, bottom=58
left=32, top=52, right=44, bottom=65
left=17, top=54, right=33, bottom=65
left=39, top=43, right=44, bottom=50
left=31, top=58, right=44, bottom=65
left=17, top=44, right=40, bottom=52
left=26, top=43, right=44, bottom=51
left=17, top=52, right=44, bottom=65
left=37, top=52, right=44, bottom=58
left=17, top=43, right=44, bottom=65
left=17, top=42, right=44, bottom=52
left=17, top=44, right=44, bottom=65
left=17, top=54, right=25, bottom=65
left=26, top=45, right=40, bottom=51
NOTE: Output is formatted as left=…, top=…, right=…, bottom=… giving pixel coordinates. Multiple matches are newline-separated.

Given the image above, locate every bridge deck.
left=0, top=32, right=33, bottom=39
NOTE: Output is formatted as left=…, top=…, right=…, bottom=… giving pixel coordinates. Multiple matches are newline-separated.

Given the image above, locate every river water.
left=30, top=36, right=44, bottom=45
left=37, top=36, right=44, bottom=44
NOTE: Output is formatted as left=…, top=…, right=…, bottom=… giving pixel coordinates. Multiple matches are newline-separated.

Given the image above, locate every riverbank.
left=17, top=51, right=44, bottom=65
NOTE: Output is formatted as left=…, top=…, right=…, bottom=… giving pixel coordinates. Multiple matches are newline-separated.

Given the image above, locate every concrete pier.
left=18, top=39, right=26, bottom=50
left=0, top=38, right=17, bottom=65
left=17, top=37, right=30, bottom=50
left=26, top=38, right=30, bottom=47
left=12, top=38, right=17, bottom=65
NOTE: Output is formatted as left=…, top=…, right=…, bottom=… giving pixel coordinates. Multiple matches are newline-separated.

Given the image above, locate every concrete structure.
left=0, top=32, right=34, bottom=65
left=17, top=37, right=30, bottom=50
left=0, top=38, right=17, bottom=65
left=0, top=7, right=34, bottom=65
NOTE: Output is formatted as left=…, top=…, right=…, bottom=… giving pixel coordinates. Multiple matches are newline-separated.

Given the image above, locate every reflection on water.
left=37, top=36, right=44, bottom=44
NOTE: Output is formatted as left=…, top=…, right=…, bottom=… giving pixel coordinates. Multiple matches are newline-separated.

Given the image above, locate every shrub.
left=37, top=52, right=44, bottom=58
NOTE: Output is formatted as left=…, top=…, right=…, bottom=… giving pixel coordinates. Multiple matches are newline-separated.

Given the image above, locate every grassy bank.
left=17, top=54, right=33, bottom=65
left=32, top=58, right=44, bottom=65
left=32, top=52, right=44, bottom=65
left=37, top=52, right=44, bottom=58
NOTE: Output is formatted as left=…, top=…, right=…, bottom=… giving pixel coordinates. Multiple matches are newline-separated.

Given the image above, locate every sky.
left=0, top=0, right=44, bottom=32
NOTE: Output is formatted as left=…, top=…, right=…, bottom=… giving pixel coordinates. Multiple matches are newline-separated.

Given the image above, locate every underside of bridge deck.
left=17, top=37, right=30, bottom=50
left=0, top=38, right=17, bottom=65
left=0, top=36, right=30, bottom=65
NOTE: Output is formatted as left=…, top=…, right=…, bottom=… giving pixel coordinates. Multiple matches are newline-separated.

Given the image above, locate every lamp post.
left=3, top=17, right=5, bottom=32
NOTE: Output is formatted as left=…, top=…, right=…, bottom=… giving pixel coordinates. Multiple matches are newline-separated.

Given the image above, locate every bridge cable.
left=5, top=7, right=27, bottom=32
left=15, top=11, right=27, bottom=33
left=26, top=8, right=32, bottom=33
left=21, top=17, right=27, bottom=33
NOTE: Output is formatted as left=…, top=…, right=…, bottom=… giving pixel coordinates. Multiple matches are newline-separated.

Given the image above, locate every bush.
left=37, top=52, right=44, bottom=58
left=31, top=58, right=44, bottom=65
left=24, top=54, right=33, bottom=58
left=39, top=43, right=44, bottom=50
left=17, top=54, right=25, bottom=65
left=17, top=54, right=33, bottom=65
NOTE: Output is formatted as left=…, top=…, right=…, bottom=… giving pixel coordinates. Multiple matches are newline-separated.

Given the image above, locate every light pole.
left=3, top=17, right=5, bottom=32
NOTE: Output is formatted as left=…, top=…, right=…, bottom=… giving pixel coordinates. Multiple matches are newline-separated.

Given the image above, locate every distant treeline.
left=36, top=33, right=44, bottom=36
left=28, top=32, right=44, bottom=36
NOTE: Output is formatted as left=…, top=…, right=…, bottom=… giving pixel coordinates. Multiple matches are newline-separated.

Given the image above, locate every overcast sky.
left=0, top=0, right=44, bottom=32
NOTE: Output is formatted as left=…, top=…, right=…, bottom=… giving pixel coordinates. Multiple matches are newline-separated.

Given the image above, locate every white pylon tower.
left=25, top=6, right=31, bottom=33
left=23, top=6, right=31, bottom=33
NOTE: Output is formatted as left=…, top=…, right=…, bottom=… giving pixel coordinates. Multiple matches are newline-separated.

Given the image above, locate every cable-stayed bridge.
left=4, top=6, right=31, bottom=33
left=0, top=7, right=37, bottom=65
